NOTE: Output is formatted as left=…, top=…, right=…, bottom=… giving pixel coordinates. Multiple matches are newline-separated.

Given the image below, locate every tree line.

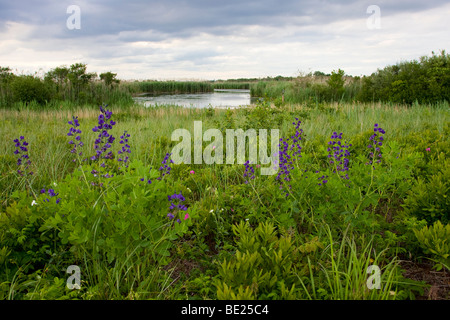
left=0, top=63, right=129, bottom=108
left=252, top=50, right=450, bottom=105
left=358, top=50, right=450, bottom=105
left=0, top=50, right=448, bottom=108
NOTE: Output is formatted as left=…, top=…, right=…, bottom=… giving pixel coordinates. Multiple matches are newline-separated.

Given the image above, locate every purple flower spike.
left=367, top=123, right=385, bottom=166
left=327, top=131, right=351, bottom=178
left=67, top=116, right=84, bottom=160
left=276, top=117, right=304, bottom=191
left=158, top=153, right=173, bottom=179
left=13, top=136, right=32, bottom=176
left=117, top=130, right=131, bottom=168
left=166, top=191, right=188, bottom=222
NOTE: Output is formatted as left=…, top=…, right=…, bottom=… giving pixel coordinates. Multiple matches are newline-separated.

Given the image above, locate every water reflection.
left=134, top=89, right=256, bottom=108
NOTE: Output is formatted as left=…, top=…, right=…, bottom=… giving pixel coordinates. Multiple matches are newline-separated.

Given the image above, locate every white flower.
left=209, top=209, right=214, bottom=213
left=31, top=200, right=38, bottom=206
left=53, top=182, right=57, bottom=187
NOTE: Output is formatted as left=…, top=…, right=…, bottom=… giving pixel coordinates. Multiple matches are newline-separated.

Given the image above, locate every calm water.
left=134, top=89, right=256, bottom=108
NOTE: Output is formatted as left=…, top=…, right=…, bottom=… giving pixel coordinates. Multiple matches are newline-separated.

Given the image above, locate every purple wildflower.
left=157, top=153, right=173, bottom=180
left=67, top=116, right=84, bottom=161
left=276, top=118, right=303, bottom=195
left=89, top=105, right=118, bottom=179
left=167, top=192, right=188, bottom=223
left=327, top=131, right=351, bottom=179
left=243, top=160, right=255, bottom=183
left=41, top=187, right=61, bottom=204
left=13, top=136, right=33, bottom=176
left=91, top=105, right=116, bottom=163
left=367, top=123, right=385, bottom=165
left=118, top=130, right=131, bottom=169
left=317, top=174, right=329, bottom=186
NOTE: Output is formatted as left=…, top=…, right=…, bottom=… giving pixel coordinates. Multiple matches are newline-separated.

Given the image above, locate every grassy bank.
left=0, top=101, right=449, bottom=300
left=2, top=101, right=447, bottom=200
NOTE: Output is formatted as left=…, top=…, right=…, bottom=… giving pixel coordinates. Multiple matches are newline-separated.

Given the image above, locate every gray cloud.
left=2, top=0, right=448, bottom=39
left=0, top=0, right=449, bottom=79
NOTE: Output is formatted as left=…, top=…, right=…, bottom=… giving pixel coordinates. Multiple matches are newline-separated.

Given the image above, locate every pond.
left=133, top=89, right=257, bottom=108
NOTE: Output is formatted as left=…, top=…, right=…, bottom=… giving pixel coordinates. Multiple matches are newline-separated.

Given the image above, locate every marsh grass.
left=0, top=101, right=448, bottom=300
left=123, top=81, right=214, bottom=95
left=250, top=78, right=361, bottom=104
left=320, top=225, right=399, bottom=300
left=1, top=101, right=448, bottom=207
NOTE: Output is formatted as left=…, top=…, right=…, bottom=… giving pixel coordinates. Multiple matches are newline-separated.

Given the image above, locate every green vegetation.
left=0, top=51, right=449, bottom=300
left=123, top=80, right=214, bottom=95
left=2, top=51, right=448, bottom=111
left=0, top=99, right=448, bottom=300
left=0, top=64, right=254, bottom=109
left=0, top=63, right=133, bottom=109
left=249, top=70, right=360, bottom=105
left=250, top=50, right=450, bottom=106
left=359, top=50, right=450, bottom=104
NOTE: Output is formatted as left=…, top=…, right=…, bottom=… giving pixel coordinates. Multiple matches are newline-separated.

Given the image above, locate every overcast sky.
left=0, top=0, right=449, bottom=80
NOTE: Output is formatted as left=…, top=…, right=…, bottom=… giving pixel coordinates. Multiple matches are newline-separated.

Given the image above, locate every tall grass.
left=76, top=210, right=177, bottom=299
left=122, top=81, right=214, bottom=95
left=294, top=101, right=449, bottom=143
left=212, top=82, right=250, bottom=90
left=295, top=224, right=426, bottom=300
left=121, top=80, right=251, bottom=96
left=2, top=101, right=448, bottom=209
left=250, top=77, right=361, bottom=103
left=0, top=78, right=134, bottom=110
left=319, top=225, right=400, bottom=300
left=1, top=100, right=447, bottom=300
left=0, top=104, right=205, bottom=206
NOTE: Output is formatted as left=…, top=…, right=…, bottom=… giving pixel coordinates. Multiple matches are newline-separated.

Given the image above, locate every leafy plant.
left=315, top=226, right=402, bottom=300
left=327, top=69, right=345, bottom=100
left=403, top=164, right=450, bottom=224
left=358, top=50, right=450, bottom=104
left=215, top=221, right=305, bottom=300
left=10, top=75, right=52, bottom=105
left=414, top=220, right=450, bottom=271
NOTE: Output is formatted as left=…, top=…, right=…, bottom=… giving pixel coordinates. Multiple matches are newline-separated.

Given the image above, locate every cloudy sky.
left=0, top=0, right=449, bottom=80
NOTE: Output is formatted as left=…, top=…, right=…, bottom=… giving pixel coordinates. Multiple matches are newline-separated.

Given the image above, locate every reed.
left=2, top=101, right=447, bottom=208
left=250, top=78, right=361, bottom=104
left=122, top=81, right=214, bottom=95
left=212, top=82, right=250, bottom=90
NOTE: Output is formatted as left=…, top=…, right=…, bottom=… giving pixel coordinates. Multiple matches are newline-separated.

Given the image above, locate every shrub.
left=215, top=221, right=305, bottom=299
left=414, top=220, right=450, bottom=270
left=403, top=164, right=450, bottom=225
left=0, top=106, right=195, bottom=299
left=358, top=50, right=450, bottom=104
left=10, top=75, right=52, bottom=105
left=327, top=69, right=345, bottom=100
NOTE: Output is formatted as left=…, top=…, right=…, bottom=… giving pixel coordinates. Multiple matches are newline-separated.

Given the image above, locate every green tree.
left=313, top=70, right=326, bottom=77
left=0, top=66, right=13, bottom=81
left=358, top=50, right=450, bottom=104
left=46, top=66, right=69, bottom=86
left=99, top=71, right=120, bottom=87
left=327, top=69, right=345, bottom=99
left=45, top=66, right=70, bottom=100
left=0, top=67, right=15, bottom=107
left=10, top=75, right=51, bottom=105
left=67, top=63, right=96, bottom=101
